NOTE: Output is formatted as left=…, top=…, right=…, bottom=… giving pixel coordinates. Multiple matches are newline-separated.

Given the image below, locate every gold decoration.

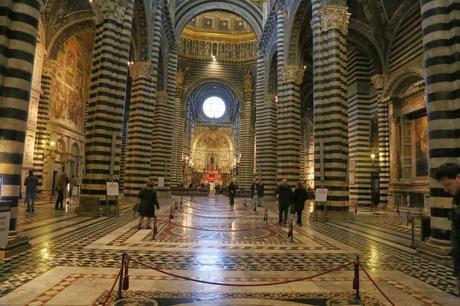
left=318, top=6, right=350, bottom=35
left=243, top=72, right=253, bottom=92
left=282, top=65, right=305, bottom=85
left=176, top=69, right=185, bottom=88
left=91, top=0, right=129, bottom=24
left=371, top=74, right=389, bottom=91
left=129, top=62, right=153, bottom=79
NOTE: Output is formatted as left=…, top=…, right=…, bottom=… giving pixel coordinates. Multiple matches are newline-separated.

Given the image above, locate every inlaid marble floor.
left=0, top=196, right=458, bottom=305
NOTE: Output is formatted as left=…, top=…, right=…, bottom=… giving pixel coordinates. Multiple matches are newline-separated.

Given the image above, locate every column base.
left=417, top=237, right=452, bottom=266
left=311, top=209, right=353, bottom=222
left=0, top=234, right=31, bottom=259
left=77, top=195, right=101, bottom=217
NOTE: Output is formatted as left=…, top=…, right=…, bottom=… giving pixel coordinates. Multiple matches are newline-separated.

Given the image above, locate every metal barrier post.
left=406, top=211, right=410, bottom=226
left=152, top=217, right=158, bottom=240
left=264, top=208, right=268, bottom=225
left=411, top=216, right=415, bottom=247
left=353, top=256, right=360, bottom=301
left=287, top=219, right=294, bottom=242
left=117, top=253, right=126, bottom=300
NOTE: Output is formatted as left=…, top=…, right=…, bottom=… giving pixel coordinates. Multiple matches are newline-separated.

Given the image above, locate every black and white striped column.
left=33, top=59, right=57, bottom=192
left=171, top=70, right=185, bottom=187
left=277, top=65, right=304, bottom=184
left=255, top=51, right=277, bottom=195
left=371, top=74, right=390, bottom=207
left=80, top=0, right=134, bottom=199
left=312, top=1, right=351, bottom=214
left=419, top=0, right=460, bottom=255
left=238, top=74, right=255, bottom=189
left=0, top=0, right=40, bottom=233
left=123, top=63, right=155, bottom=197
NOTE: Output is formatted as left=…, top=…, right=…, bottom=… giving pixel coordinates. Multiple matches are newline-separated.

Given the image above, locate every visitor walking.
left=435, top=163, right=460, bottom=295
left=293, top=182, right=307, bottom=226
left=24, top=170, right=38, bottom=212
left=257, top=180, right=265, bottom=207
left=228, top=179, right=238, bottom=206
left=137, top=181, right=160, bottom=230
left=276, top=179, right=292, bottom=226
left=55, top=167, right=69, bottom=210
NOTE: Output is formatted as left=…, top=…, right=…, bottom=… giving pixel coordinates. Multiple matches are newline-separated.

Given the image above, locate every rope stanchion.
left=406, top=211, right=410, bottom=226
left=128, top=256, right=353, bottom=287
left=287, top=219, right=294, bottom=242
left=157, top=219, right=271, bottom=232
left=354, top=203, right=358, bottom=216
left=352, top=256, right=360, bottom=301
left=264, top=208, right=268, bottom=225
left=152, top=217, right=158, bottom=240
left=359, top=263, right=396, bottom=306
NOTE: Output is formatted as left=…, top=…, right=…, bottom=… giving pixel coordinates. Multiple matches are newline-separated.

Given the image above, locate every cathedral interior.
left=0, top=0, right=459, bottom=305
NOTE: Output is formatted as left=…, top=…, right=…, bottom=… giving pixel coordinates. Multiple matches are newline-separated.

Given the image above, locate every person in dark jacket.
left=228, top=179, right=238, bottom=206
left=435, top=163, right=460, bottom=294
left=137, top=181, right=160, bottom=230
left=255, top=180, right=264, bottom=207
left=292, top=182, right=307, bottom=226
left=276, top=179, right=293, bottom=226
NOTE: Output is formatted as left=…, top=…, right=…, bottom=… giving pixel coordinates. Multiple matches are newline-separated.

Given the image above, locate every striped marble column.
left=418, top=0, right=460, bottom=257
left=277, top=65, right=304, bottom=184
left=32, top=59, right=57, bottom=191
left=80, top=0, right=134, bottom=199
left=312, top=1, right=351, bottom=215
left=171, top=70, right=185, bottom=187
left=0, top=0, right=40, bottom=234
left=255, top=52, right=277, bottom=195
left=371, top=74, right=390, bottom=207
left=123, top=63, right=155, bottom=197
left=238, top=73, right=255, bottom=189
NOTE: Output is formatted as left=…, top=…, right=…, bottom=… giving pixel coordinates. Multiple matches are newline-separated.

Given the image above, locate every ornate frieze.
left=91, top=0, right=130, bottom=24
left=318, top=6, right=350, bottom=35
left=282, top=65, right=305, bottom=85
left=129, top=62, right=153, bottom=79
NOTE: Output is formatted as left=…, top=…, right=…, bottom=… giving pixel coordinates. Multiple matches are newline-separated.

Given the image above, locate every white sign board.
left=0, top=210, right=10, bottom=249
left=106, top=182, right=119, bottom=196
left=158, top=177, right=165, bottom=188
left=315, top=188, right=328, bottom=202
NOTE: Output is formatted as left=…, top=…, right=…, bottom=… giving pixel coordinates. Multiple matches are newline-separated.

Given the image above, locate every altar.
left=202, top=168, right=223, bottom=184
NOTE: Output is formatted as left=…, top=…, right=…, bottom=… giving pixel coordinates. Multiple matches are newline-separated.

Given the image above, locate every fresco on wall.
left=415, top=116, right=429, bottom=177
left=50, top=38, right=86, bottom=131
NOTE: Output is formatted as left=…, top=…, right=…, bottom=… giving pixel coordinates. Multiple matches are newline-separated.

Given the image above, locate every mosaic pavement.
left=0, top=196, right=459, bottom=305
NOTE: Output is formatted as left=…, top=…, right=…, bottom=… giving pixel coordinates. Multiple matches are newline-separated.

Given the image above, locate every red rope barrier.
left=157, top=219, right=271, bottom=232
left=102, top=267, right=122, bottom=306
left=177, top=209, right=237, bottom=219
left=129, top=256, right=353, bottom=287
left=181, top=204, right=246, bottom=212
left=359, top=264, right=396, bottom=306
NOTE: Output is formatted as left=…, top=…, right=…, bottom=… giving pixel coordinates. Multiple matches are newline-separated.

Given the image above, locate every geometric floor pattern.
left=0, top=196, right=459, bottom=305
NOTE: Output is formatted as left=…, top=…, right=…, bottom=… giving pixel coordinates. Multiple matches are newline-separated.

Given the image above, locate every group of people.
left=276, top=179, right=310, bottom=226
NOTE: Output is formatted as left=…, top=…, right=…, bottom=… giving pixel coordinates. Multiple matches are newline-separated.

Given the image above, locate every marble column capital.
left=371, top=74, right=389, bottom=91
left=129, top=62, right=153, bottom=79
left=318, top=5, right=350, bottom=35
left=176, top=70, right=185, bottom=88
left=243, top=90, right=254, bottom=101
left=282, top=65, right=305, bottom=85
left=92, top=0, right=130, bottom=24
left=156, top=91, right=168, bottom=105
left=42, top=58, right=58, bottom=75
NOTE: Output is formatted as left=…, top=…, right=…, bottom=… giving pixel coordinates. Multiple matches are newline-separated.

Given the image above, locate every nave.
left=0, top=196, right=458, bottom=305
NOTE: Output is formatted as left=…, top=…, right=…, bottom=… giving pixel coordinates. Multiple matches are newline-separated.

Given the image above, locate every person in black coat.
left=293, top=182, right=308, bottom=226
left=137, top=181, right=160, bottom=229
left=228, top=179, right=239, bottom=206
left=276, top=179, right=293, bottom=226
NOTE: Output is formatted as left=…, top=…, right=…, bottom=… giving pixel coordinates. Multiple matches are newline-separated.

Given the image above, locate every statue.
left=244, top=72, right=253, bottom=92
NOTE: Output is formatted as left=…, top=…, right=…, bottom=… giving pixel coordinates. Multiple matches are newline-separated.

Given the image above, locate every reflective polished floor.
left=0, top=196, right=459, bottom=305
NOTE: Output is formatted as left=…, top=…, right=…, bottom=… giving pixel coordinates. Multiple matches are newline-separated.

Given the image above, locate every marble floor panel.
left=0, top=196, right=459, bottom=305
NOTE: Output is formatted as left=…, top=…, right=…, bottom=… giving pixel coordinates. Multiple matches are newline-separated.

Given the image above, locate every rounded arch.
left=384, top=68, right=424, bottom=98
left=175, top=0, right=263, bottom=39
left=286, top=0, right=311, bottom=65
left=265, top=43, right=278, bottom=96
left=132, top=0, right=151, bottom=61
left=47, top=17, right=95, bottom=59
left=70, top=143, right=81, bottom=157
left=184, top=77, right=243, bottom=108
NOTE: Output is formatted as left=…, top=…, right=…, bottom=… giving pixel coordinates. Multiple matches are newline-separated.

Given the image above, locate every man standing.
left=228, top=178, right=238, bottom=206
left=435, top=163, right=460, bottom=294
left=55, top=167, right=69, bottom=210
left=276, top=178, right=293, bottom=226
left=24, top=170, right=39, bottom=212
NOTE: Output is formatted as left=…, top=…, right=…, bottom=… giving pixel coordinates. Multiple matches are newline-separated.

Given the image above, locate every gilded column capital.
left=156, top=91, right=168, bottom=105
left=371, top=74, right=389, bottom=91
left=318, top=5, right=350, bottom=35
left=176, top=70, right=185, bottom=89
left=129, top=62, right=153, bottom=79
left=282, top=65, right=305, bottom=85
left=243, top=90, right=253, bottom=101
left=92, top=0, right=130, bottom=24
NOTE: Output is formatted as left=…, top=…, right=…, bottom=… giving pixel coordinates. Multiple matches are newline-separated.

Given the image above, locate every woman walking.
left=137, top=181, right=160, bottom=229
left=293, top=182, right=308, bottom=226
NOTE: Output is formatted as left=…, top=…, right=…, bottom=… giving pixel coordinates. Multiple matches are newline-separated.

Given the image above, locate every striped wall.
left=123, top=62, right=155, bottom=197
left=0, top=0, right=40, bottom=231
left=238, top=86, right=255, bottom=189
left=32, top=59, right=57, bottom=191
left=80, top=0, right=135, bottom=198
left=420, top=0, right=460, bottom=245
left=389, top=6, right=423, bottom=73
left=347, top=50, right=374, bottom=206
left=311, top=0, right=350, bottom=211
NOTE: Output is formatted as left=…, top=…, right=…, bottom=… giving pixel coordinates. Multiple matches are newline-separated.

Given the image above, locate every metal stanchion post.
left=353, top=256, right=360, bottom=301
left=264, top=208, right=268, bottom=225
left=411, top=216, right=415, bottom=247
left=117, top=253, right=126, bottom=300
left=152, top=217, right=158, bottom=240
left=355, top=203, right=358, bottom=216
left=406, top=211, right=410, bottom=226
